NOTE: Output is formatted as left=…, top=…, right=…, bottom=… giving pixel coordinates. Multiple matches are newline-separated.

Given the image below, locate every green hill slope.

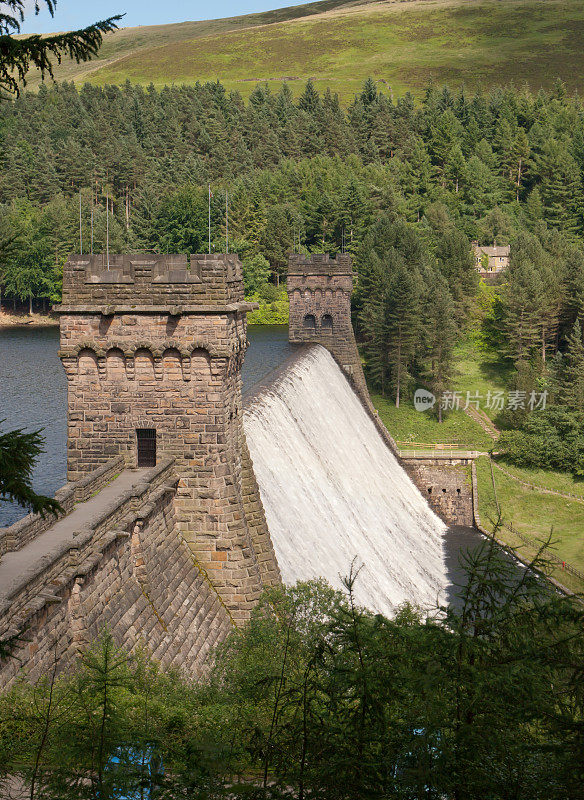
left=25, top=0, right=584, bottom=101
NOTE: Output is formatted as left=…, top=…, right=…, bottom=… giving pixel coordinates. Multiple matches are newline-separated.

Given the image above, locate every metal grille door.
left=136, top=428, right=156, bottom=467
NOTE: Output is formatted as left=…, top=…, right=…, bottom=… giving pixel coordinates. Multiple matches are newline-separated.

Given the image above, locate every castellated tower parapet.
left=287, top=253, right=368, bottom=399
left=57, top=253, right=279, bottom=623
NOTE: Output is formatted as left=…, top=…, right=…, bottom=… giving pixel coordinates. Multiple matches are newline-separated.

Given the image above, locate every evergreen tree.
left=560, top=318, right=584, bottom=414
left=0, top=1, right=121, bottom=97
left=384, top=261, right=423, bottom=407
left=423, top=273, right=457, bottom=421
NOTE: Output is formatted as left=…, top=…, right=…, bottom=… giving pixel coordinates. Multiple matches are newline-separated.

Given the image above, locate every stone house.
left=472, top=241, right=510, bottom=279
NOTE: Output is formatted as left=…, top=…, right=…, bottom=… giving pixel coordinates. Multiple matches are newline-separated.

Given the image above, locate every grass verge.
left=371, top=392, right=494, bottom=451
left=475, top=455, right=584, bottom=591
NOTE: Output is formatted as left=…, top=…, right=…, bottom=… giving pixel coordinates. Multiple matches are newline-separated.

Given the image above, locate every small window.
left=303, top=314, right=316, bottom=329
left=321, top=314, right=333, bottom=330
left=137, top=428, right=156, bottom=467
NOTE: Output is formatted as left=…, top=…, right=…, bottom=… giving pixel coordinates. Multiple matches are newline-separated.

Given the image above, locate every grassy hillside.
left=25, top=0, right=584, bottom=102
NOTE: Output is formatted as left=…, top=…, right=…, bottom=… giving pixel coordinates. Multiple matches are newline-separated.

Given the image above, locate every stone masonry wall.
left=60, top=254, right=245, bottom=310
left=0, top=460, right=233, bottom=690
left=57, top=253, right=275, bottom=625
left=287, top=254, right=369, bottom=402
left=0, top=456, right=125, bottom=557
left=402, top=460, right=474, bottom=526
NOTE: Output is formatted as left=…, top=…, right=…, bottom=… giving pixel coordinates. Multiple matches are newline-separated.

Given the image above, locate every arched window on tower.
left=303, top=314, right=316, bottom=329
left=321, top=314, right=333, bottom=330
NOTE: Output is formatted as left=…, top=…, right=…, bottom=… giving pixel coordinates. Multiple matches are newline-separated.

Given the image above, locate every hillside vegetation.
left=23, top=0, right=584, bottom=101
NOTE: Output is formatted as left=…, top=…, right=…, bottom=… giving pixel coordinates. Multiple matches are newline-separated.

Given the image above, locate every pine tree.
left=423, top=274, right=457, bottom=422
left=0, top=1, right=121, bottom=97
left=534, top=140, right=582, bottom=235
left=384, top=262, right=422, bottom=407
left=512, top=127, right=530, bottom=201
left=560, top=319, right=584, bottom=414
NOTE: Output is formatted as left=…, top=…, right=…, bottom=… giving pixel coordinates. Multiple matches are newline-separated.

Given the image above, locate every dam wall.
left=0, top=250, right=476, bottom=689
left=286, top=253, right=475, bottom=526
left=0, top=458, right=234, bottom=689
left=243, top=346, right=448, bottom=616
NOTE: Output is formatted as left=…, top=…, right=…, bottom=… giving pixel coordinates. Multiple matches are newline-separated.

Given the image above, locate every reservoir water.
left=0, top=324, right=485, bottom=610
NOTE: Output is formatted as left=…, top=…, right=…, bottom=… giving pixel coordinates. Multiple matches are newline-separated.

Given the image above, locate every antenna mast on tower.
left=106, top=191, right=110, bottom=270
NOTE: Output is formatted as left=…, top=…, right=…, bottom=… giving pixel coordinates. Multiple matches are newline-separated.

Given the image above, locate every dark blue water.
left=0, top=324, right=293, bottom=527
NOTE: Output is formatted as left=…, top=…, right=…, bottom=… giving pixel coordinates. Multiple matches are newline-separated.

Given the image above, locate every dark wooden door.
left=136, top=428, right=156, bottom=467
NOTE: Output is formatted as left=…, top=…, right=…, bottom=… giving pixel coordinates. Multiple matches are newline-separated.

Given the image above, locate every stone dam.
left=0, top=252, right=475, bottom=688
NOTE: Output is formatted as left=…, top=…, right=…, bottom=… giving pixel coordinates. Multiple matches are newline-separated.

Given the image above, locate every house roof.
left=474, top=244, right=510, bottom=257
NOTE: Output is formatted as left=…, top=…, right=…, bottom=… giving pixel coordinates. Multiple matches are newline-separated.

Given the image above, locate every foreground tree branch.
left=0, top=0, right=122, bottom=97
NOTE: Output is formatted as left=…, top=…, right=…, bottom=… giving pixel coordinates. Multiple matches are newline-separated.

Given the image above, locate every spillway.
left=243, top=345, right=448, bottom=616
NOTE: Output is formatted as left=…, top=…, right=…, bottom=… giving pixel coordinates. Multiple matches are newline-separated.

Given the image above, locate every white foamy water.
left=243, top=345, right=448, bottom=616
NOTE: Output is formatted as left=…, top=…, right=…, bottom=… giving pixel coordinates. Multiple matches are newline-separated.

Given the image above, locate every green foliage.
left=2, top=551, right=584, bottom=799
left=499, top=407, right=584, bottom=476
left=242, top=253, right=271, bottom=295
left=1, top=76, right=584, bottom=454
left=0, top=421, right=61, bottom=517
left=247, top=289, right=289, bottom=325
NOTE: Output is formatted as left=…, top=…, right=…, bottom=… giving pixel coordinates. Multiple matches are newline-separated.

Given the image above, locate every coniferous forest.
left=1, top=77, right=584, bottom=467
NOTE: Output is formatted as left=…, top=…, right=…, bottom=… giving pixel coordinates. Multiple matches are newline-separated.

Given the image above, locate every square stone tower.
left=57, top=253, right=274, bottom=619
left=287, top=253, right=368, bottom=398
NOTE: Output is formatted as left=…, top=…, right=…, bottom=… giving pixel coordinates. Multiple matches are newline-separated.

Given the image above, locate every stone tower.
left=58, top=253, right=279, bottom=620
left=287, top=253, right=368, bottom=399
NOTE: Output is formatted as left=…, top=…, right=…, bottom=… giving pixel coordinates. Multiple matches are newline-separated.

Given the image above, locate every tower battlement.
left=61, top=253, right=244, bottom=310
left=287, top=253, right=353, bottom=275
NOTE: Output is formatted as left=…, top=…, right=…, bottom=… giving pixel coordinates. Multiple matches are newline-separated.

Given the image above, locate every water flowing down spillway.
left=243, top=345, right=449, bottom=616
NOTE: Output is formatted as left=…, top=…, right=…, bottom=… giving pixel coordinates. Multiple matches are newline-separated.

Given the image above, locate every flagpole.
left=106, top=192, right=110, bottom=270
left=225, top=189, right=228, bottom=254
left=79, top=190, right=83, bottom=254
left=208, top=184, right=211, bottom=254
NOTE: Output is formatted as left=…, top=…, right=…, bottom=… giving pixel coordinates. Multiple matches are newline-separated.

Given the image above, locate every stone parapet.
left=0, top=459, right=176, bottom=627
left=288, top=253, right=353, bottom=274
left=0, top=455, right=125, bottom=557
left=61, top=253, right=244, bottom=309
left=0, top=458, right=234, bottom=689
